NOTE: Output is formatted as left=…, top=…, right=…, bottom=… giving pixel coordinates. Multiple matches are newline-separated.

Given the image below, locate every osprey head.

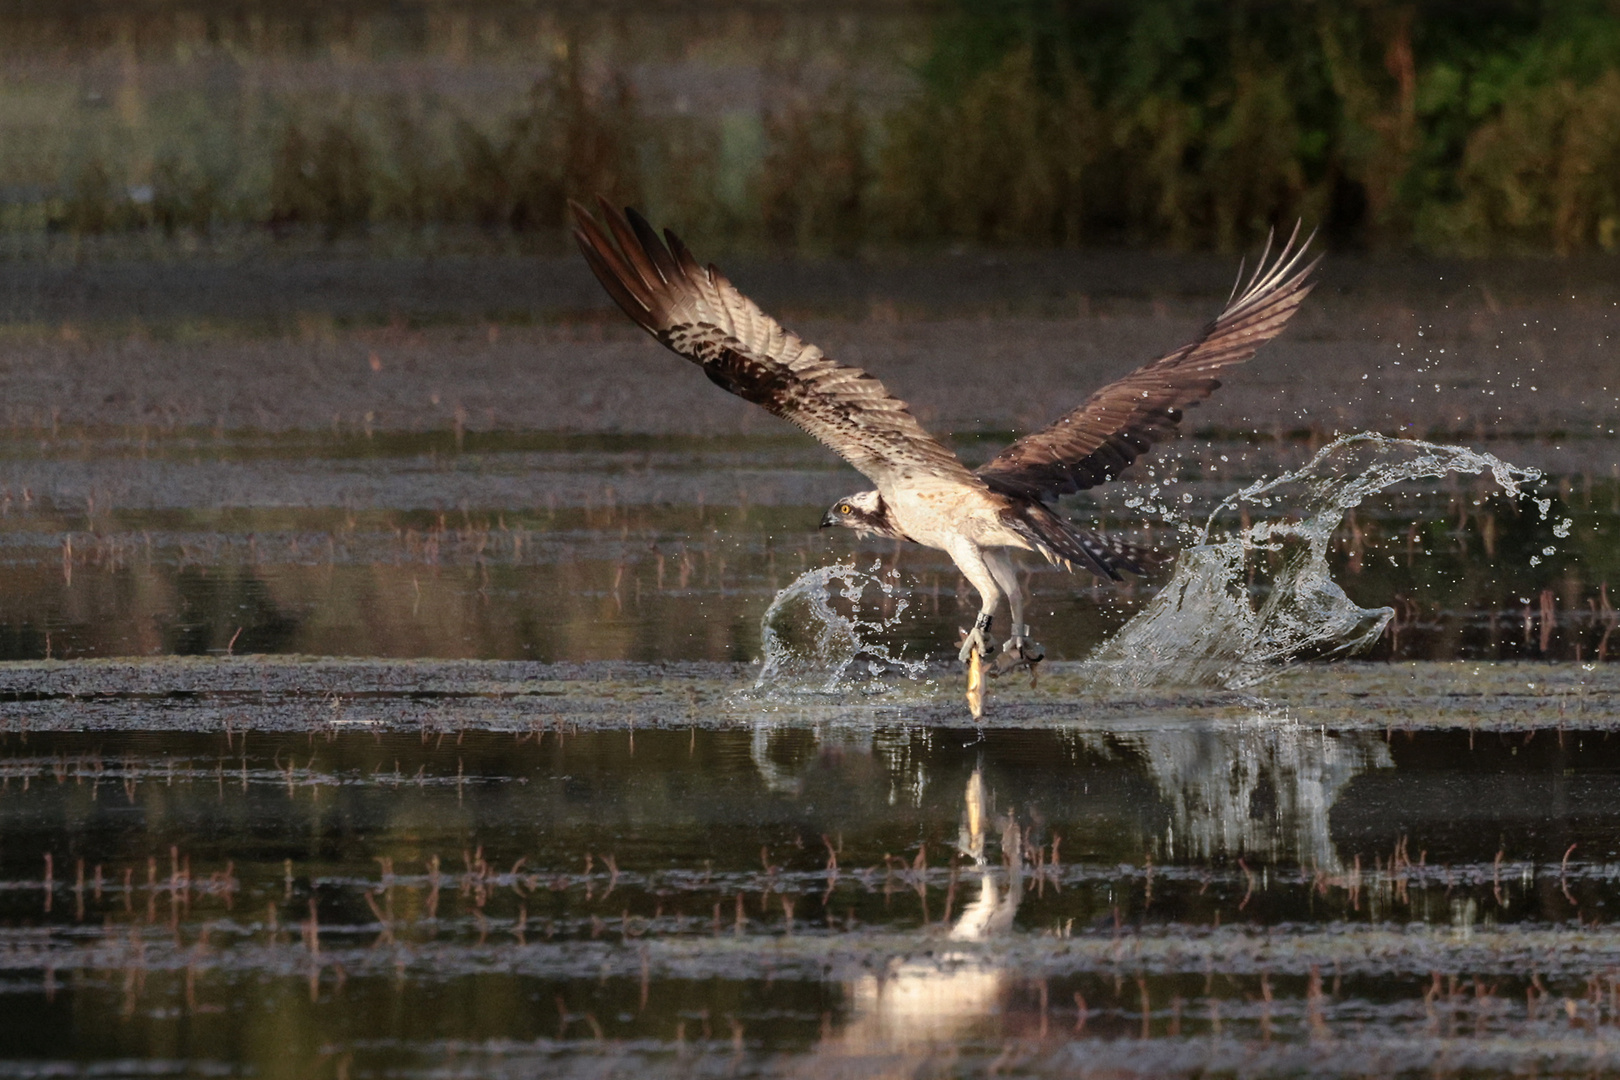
left=820, top=490, right=896, bottom=538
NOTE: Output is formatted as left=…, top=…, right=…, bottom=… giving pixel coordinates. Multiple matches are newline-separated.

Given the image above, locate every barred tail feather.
left=1010, top=505, right=1149, bottom=581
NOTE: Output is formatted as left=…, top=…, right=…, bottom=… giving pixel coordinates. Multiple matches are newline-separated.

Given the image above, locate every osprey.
left=572, top=197, right=1316, bottom=671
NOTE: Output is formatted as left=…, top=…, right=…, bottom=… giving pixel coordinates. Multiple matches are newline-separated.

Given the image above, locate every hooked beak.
left=819, top=511, right=835, bottom=529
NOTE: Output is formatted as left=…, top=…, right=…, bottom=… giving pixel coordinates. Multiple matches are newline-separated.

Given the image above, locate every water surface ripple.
left=0, top=659, right=1618, bottom=1076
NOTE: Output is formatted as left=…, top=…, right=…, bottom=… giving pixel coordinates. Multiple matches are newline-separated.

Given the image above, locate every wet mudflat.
left=4, top=661, right=1620, bottom=1077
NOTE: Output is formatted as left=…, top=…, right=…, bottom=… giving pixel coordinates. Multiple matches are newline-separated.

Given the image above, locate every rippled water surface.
left=4, top=661, right=1620, bottom=1077
left=0, top=424, right=1612, bottom=668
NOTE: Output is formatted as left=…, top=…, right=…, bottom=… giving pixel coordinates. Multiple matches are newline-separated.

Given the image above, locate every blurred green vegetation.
left=6, top=1, right=1620, bottom=253
left=896, top=0, right=1620, bottom=251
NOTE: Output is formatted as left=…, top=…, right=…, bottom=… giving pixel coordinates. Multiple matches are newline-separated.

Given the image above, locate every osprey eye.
left=840, top=505, right=852, bottom=514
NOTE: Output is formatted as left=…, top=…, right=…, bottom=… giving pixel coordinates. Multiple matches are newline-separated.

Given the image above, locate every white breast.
left=884, top=481, right=1026, bottom=552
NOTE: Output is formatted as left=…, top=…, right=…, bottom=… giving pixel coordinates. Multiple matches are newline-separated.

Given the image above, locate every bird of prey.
left=572, top=196, right=1317, bottom=672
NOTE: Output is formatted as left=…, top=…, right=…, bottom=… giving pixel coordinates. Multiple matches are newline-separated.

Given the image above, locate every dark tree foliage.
left=888, top=0, right=1620, bottom=249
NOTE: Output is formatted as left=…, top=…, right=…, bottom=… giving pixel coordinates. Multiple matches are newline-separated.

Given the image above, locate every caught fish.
left=966, top=646, right=985, bottom=720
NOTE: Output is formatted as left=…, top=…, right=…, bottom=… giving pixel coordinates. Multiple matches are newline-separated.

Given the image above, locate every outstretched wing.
left=975, top=226, right=1319, bottom=502
left=572, top=198, right=978, bottom=491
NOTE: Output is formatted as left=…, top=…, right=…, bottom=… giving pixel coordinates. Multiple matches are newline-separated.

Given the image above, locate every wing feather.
left=976, top=225, right=1319, bottom=502
left=572, top=197, right=978, bottom=491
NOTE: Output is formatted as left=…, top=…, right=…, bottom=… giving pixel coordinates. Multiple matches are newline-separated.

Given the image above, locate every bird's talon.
left=956, top=628, right=994, bottom=663
left=988, top=627, right=1044, bottom=677
left=1012, top=640, right=1045, bottom=663
left=957, top=614, right=996, bottom=664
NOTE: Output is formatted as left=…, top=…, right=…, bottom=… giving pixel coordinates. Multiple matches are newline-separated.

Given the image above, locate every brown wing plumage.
left=976, top=226, right=1318, bottom=502
left=571, top=197, right=979, bottom=492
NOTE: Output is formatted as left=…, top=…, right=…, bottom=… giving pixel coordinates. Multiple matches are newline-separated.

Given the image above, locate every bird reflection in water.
left=949, top=768, right=1024, bottom=942
left=825, top=768, right=1025, bottom=1057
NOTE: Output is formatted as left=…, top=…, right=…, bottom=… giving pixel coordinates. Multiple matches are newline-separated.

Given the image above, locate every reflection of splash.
left=755, top=563, right=927, bottom=692
left=747, top=720, right=923, bottom=801
left=1093, top=434, right=1541, bottom=689
left=748, top=721, right=880, bottom=795
left=1101, top=720, right=1393, bottom=870
left=749, top=723, right=808, bottom=794
left=822, top=769, right=1024, bottom=1059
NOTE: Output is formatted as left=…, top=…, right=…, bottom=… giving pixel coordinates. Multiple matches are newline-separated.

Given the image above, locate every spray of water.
left=755, top=435, right=1543, bottom=697
left=755, top=562, right=929, bottom=693
left=1091, top=433, right=1543, bottom=689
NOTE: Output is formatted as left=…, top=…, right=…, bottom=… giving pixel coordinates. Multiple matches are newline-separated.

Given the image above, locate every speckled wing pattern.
left=571, top=198, right=980, bottom=493
left=975, top=226, right=1319, bottom=503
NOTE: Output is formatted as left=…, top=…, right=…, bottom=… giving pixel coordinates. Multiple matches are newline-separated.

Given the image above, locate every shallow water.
left=0, top=253, right=1616, bottom=1076
left=0, top=425, right=1610, bottom=667
left=3, top=659, right=1620, bottom=1077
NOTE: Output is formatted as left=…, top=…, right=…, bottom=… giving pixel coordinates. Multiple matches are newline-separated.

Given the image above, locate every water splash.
left=1091, top=433, right=1543, bottom=689
left=756, top=562, right=929, bottom=693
